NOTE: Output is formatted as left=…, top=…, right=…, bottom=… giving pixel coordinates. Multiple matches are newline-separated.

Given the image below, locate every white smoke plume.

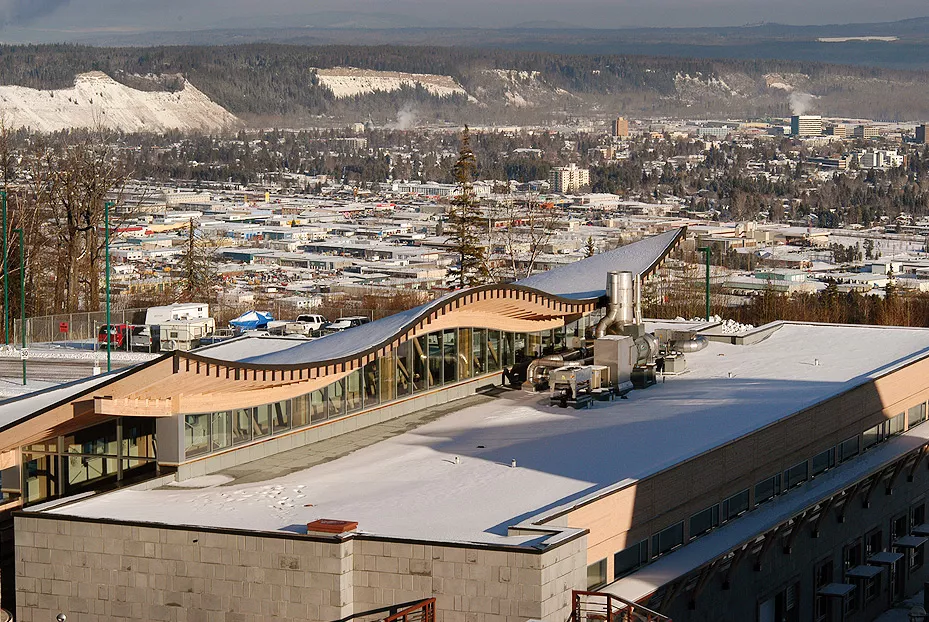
left=388, top=103, right=419, bottom=131
left=789, top=91, right=818, bottom=116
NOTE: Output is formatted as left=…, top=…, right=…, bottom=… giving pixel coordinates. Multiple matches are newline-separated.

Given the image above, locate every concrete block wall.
left=15, top=514, right=587, bottom=622
left=351, top=534, right=586, bottom=622
left=176, top=372, right=501, bottom=481
left=14, top=516, right=353, bottom=622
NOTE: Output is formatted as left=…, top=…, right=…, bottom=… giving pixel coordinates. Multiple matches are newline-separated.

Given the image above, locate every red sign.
left=59, top=322, right=69, bottom=333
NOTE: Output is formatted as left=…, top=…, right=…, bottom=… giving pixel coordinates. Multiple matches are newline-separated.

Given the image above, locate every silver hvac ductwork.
left=595, top=271, right=636, bottom=338
left=673, top=335, right=709, bottom=353
left=524, top=350, right=585, bottom=389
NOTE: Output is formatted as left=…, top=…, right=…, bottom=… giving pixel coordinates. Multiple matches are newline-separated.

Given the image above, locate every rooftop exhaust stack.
left=596, top=271, right=635, bottom=338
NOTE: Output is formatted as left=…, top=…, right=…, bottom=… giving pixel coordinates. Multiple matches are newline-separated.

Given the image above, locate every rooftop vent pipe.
left=596, top=271, right=635, bottom=338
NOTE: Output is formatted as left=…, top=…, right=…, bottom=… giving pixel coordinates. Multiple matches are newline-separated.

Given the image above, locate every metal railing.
left=332, top=598, right=436, bottom=622
left=571, top=591, right=671, bottom=622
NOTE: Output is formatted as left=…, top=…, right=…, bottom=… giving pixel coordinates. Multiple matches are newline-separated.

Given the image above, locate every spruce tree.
left=447, top=126, right=488, bottom=288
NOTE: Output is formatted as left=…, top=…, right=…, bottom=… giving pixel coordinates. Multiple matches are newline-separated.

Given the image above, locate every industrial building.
left=3, top=228, right=929, bottom=622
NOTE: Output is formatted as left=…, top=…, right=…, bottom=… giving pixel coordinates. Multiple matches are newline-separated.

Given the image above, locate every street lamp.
left=1, top=189, right=7, bottom=345
left=697, top=246, right=711, bottom=321
left=105, top=201, right=113, bottom=373
left=12, top=227, right=23, bottom=385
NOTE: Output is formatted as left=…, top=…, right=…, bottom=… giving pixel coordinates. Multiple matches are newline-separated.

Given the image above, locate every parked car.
left=295, top=314, right=329, bottom=332
left=323, top=316, right=370, bottom=333
left=98, top=324, right=150, bottom=350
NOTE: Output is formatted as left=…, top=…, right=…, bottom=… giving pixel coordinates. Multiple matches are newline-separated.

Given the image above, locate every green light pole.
left=105, top=201, right=113, bottom=373
left=698, top=246, right=711, bottom=321
left=13, top=227, right=24, bottom=384
left=2, top=189, right=7, bottom=345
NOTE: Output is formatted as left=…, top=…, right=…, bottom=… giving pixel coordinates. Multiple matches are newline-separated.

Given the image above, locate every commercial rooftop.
left=48, top=322, right=929, bottom=546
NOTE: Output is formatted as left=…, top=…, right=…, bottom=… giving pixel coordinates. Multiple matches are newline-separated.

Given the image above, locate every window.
left=722, top=489, right=750, bottom=522
left=651, top=522, right=684, bottom=558
left=838, top=436, right=859, bottom=463
left=844, top=541, right=863, bottom=613
left=443, top=329, right=458, bottom=383
left=863, top=423, right=884, bottom=450
left=865, top=529, right=883, bottom=557
left=270, top=401, right=290, bottom=435
left=472, top=328, right=487, bottom=375
left=689, top=504, right=720, bottom=539
left=412, top=335, right=428, bottom=391
left=909, top=403, right=928, bottom=427
left=231, top=408, right=252, bottom=445
left=758, top=583, right=799, bottom=622
left=291, top=394, right=310, bottom=429
left=184, top=413, right=210, bottom=457
left=888, top=412, right=906, bottom=436
left=912, top=503, right=926, bottom=571
left=427, top=331, right=443, bottom=388
left=309, top=389, right=327, bottom=423
left=253, top=404, right=272, bottom=439
left=211, top=410, right=232, bottom=450
left=363, top=358, right=380, bottom=408
left=814, top=560, right=833, bottom=622
left=344, top=370, right=363, bottom=413
left=755, top=474, right=782, bottom=506
left=487, top=330, right=502, bottom=372
left=327, top=379, right=345, bottom=418
left=586, top=558, right=607, bottom=589
left=502, top=332, right=516, bottom=368
left=891, top=514, right=908, bottom=541
left=614, top=540, right=648, bottom=580
left=811, top=448, right=835, bottom=477
left=785, top=461, right=809, bottom=489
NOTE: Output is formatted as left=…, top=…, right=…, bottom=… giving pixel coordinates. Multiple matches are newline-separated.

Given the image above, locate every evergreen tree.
left=447, top=126, right=488, bottom=288
left=584, top=236, right=596, bottom=258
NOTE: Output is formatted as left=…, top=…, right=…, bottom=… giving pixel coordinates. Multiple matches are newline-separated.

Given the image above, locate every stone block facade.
left=14, top=514, right=587, bottom=622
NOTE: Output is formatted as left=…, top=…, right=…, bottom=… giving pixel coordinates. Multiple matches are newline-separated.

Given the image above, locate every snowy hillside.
left=0, top=72, right=239, bottom=133
left=315, top=67, right=470, bottom=99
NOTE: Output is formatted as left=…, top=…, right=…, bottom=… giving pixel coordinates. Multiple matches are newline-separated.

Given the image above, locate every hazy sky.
left=2, top=0, right=928, bottom=33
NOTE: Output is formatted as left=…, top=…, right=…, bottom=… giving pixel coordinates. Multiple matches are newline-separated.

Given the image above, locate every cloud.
left=1, top=0, right=71, bottom=24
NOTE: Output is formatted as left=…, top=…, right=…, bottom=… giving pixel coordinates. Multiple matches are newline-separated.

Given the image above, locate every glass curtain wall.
left=181, top=326, right=575, bottom=462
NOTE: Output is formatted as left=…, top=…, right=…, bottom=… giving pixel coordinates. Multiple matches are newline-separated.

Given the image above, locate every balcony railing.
left=571, top=590, right=672, bottom=622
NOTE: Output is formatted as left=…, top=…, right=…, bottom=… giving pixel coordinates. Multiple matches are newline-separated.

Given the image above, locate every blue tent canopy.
left=229, top=310, right=274, bottom=330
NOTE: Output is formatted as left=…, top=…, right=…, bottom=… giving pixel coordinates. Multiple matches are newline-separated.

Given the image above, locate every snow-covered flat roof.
left=48, top=323, right=929, bottom=547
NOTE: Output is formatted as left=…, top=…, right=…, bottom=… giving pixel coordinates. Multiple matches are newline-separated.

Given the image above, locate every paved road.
left=0, top=358, right=139, bottom=384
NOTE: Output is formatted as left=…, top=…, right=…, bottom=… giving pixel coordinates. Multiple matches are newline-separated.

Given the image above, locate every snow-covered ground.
left=0, top=72, right=239, bottom=133
left=50, top=323, right=929, bottom=546
left=315, top=67, right=468, bottom=99
left=0, top=341, right=157, bottom=363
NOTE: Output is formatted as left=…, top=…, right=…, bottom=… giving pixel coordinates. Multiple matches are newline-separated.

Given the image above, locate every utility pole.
left=105, top=201, right=113, bottom=373
left=698, top=246, right=711, bottom=321
left=2, top=189, right=7, bottom=345
left=13, top=227, right=24, bottom=384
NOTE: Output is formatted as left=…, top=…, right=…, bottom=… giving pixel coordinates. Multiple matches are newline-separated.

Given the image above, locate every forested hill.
left=0, top=43, right=927, bottom=126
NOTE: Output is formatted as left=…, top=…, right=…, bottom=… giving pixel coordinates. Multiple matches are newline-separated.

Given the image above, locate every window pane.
left=23, top=453, right=58, bottom=505
left=614, top=541, right=647, bottom=579
left=689, top=505, right=719, bottom=539
left=527, top=332, right=541, bottom=359
left=839, top=436, right=859, bottom=463
left=210, top=411, right=232, bottom=451
left=723, top=489, right=750, bottom=521
left=458, top=328, right=472, bottom=378
left=503, top=332, right=515, bottom=368
left=514, top=332, right=528, bottom=361
left=292, top=394, right=310, bottom=428
left=184, top=413, right=210, bottom=457
left=391, top=344, right=407, bottom=398
left=65, top=454, right=118, bottom=493
left=271, top=401, right=290, bottom=435
left=812, top=448, right=835, bottom=477
left=487, top=330, right=501, bottom=372
left=472, top=328, right=487, bottom=376
left=652, top=522, right=684, bottom=557
left=428, top=332, right=443, bottom=388
left=310, top=389, right=327, bottom=423
left=909, top=403, right=927, bottom=426
left=785, top=461, right=809, bottom=489
left=345, top=370, right=363, bottom=413
left=863, top=425, right=881, bottom=450
left=122, top=417, right=156, bottom=460
left=231, top=408, right=252, bottom=445
left=363, top=358, right=380, bottom=407
left=586, top=559, right=607, bottom=589
left=65, top=421, right=118, bottom=456
left=443, top=329, right=458, bottom=383
left=412, top=336, right=428, bottom=391
left=755, top=474, right=781, bottom=506
left=328, top=380, right=345, bottom=418
left=253, top=404, right=272, bottom=439
left=889, top=412, right=906, bottom=436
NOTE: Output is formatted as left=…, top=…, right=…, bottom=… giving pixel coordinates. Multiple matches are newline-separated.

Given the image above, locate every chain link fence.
left=12, top=308, right=148, bottom=345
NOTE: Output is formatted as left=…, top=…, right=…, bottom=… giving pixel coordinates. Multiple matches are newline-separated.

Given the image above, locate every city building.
left=791, top=115, right=823, bottom=137
left=917, top=124, right=928, bottom=145
left=857, top=149, right=905, bottom=169
left=5, top=228, right=929, bottom=622
left=825, top=124, right=848, bottom=139
left=854, top=125, right=880, bottom=139
left=549, top=163, right=590, bottom=194
left=611, top=117, right=629, bottom=138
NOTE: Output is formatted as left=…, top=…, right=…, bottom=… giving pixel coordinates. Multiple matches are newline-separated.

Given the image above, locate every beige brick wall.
left=15, top=515, right=588, bottom=622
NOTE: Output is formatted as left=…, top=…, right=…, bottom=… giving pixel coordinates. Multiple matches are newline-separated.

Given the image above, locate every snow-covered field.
left=315, top=67, right=468, bottom=99
left=0, top=72, right=239, bottom=133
